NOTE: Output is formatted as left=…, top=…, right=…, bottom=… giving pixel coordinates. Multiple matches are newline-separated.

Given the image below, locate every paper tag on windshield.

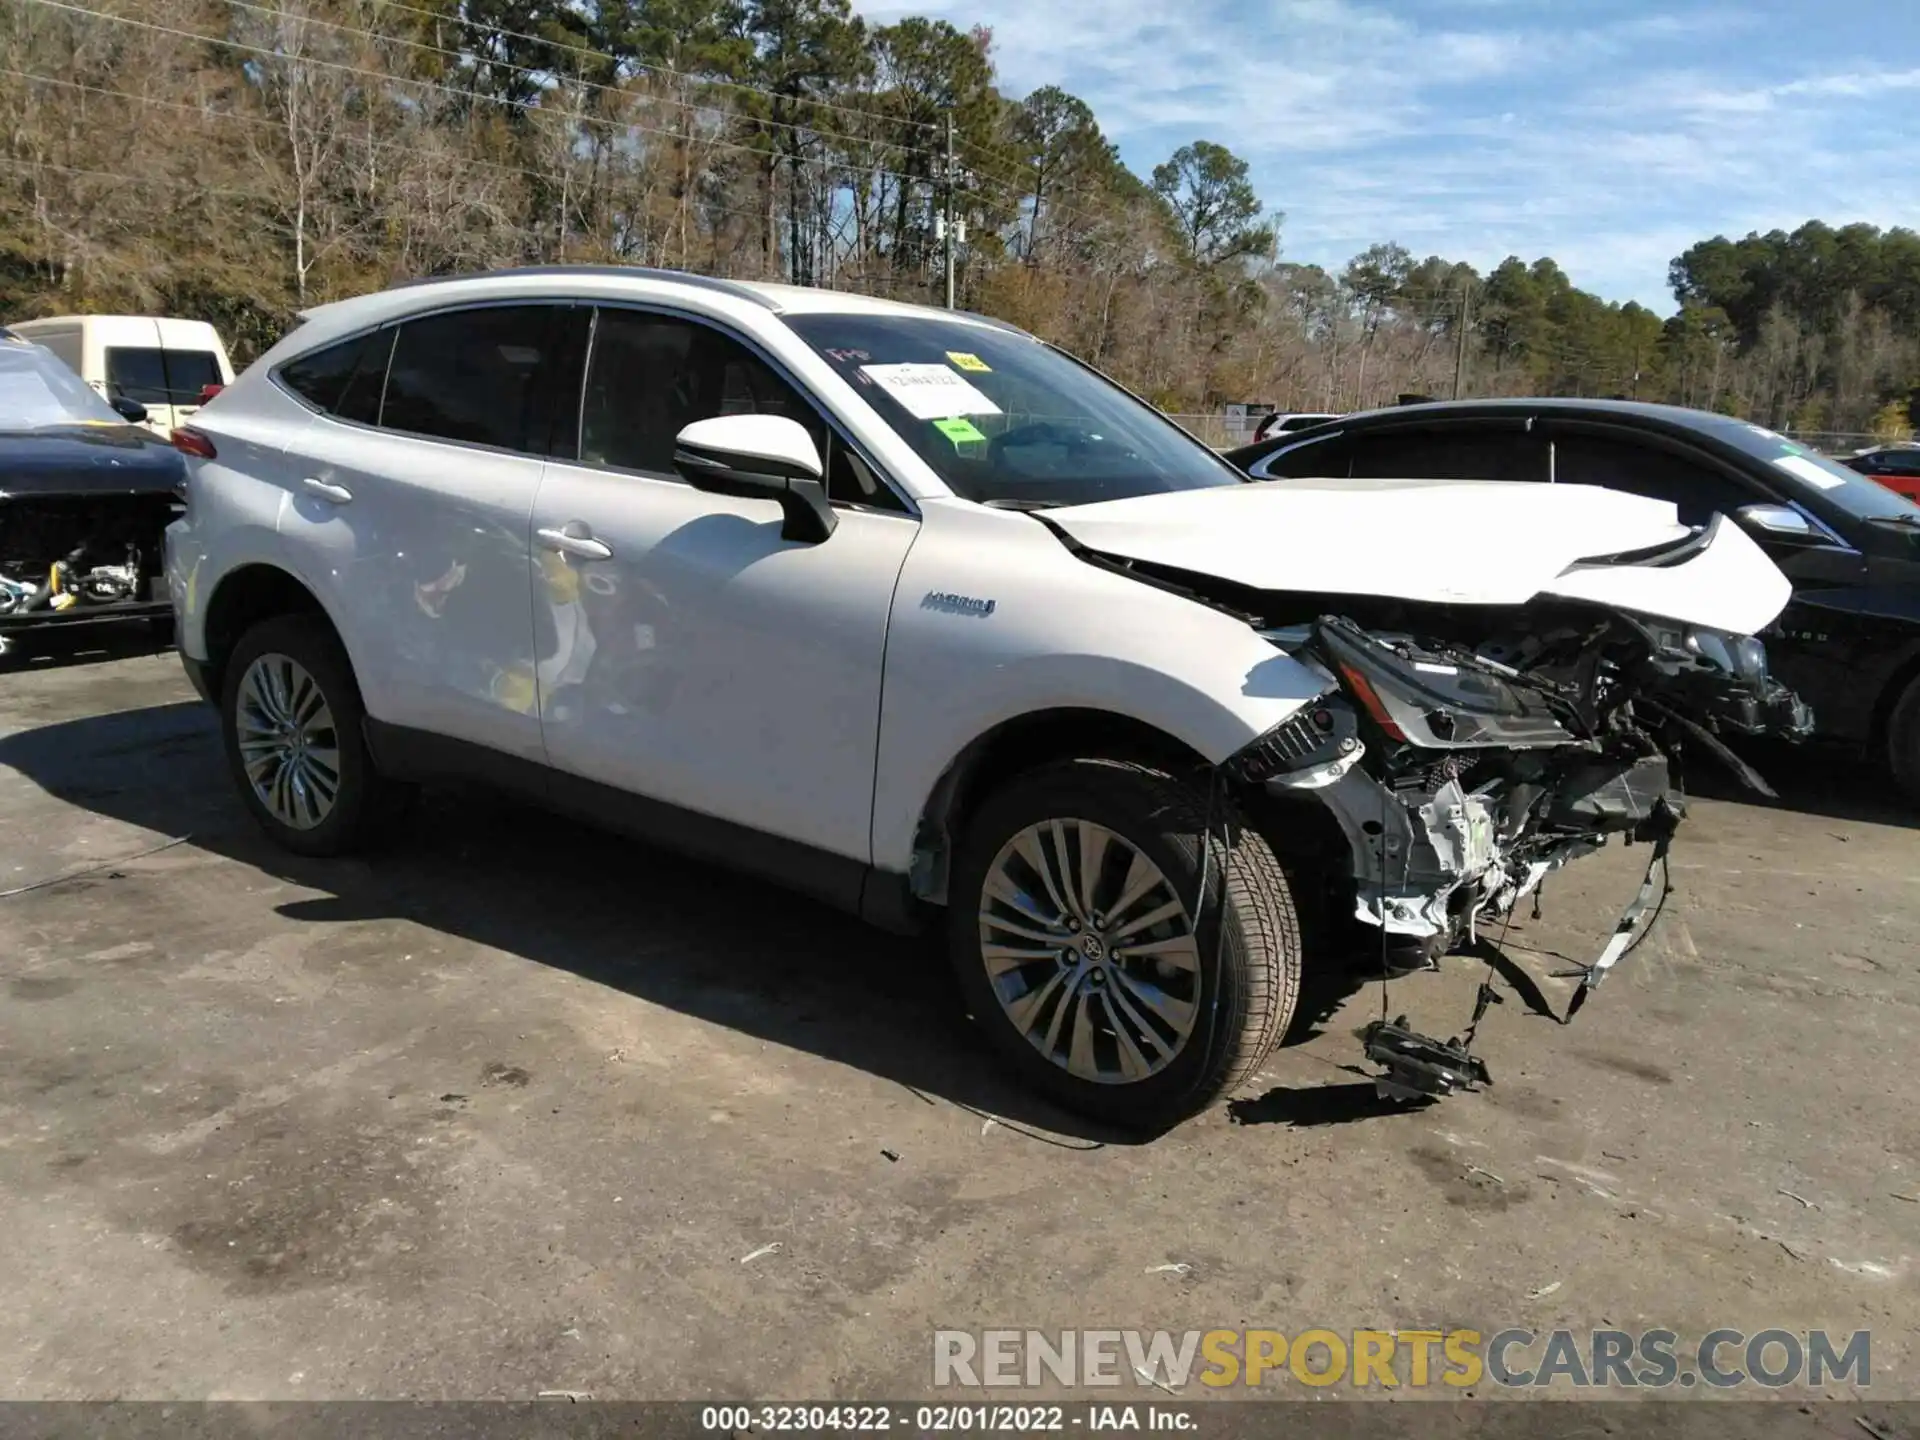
left=1774, top=454, right=1846, bottom=490
left=946, top=351, right=992, bottom=373
left=933, top=417, right=987, bottom=446
left=860, top=363, right=1002, bottom=420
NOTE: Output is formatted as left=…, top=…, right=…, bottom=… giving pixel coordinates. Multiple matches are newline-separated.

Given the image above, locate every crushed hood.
left=1048, top=477, right=1792, bottom=635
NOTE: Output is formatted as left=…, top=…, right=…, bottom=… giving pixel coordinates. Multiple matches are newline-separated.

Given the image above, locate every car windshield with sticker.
left=1686, top=413, right=1920, bottom=522
left=784, top=313, right=1245, bottom=507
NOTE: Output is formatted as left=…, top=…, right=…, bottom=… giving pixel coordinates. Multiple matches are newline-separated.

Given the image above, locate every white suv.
left=167, top=267, right=1807, bottom=1128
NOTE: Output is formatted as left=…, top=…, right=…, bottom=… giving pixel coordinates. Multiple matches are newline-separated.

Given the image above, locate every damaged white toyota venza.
left=166, top=269, right=1812, bottom=1130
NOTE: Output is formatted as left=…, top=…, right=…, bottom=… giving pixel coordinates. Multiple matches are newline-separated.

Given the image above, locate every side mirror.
left=1733, top=503, right=1823, bottom=546
left=110, top=395, right=149, bottom=424
left=673, top=414, right=836, bottom=545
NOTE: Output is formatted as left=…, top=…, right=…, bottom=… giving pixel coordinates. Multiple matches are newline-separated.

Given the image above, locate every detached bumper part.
left=1363, top=1018, right=1492, bottom=1101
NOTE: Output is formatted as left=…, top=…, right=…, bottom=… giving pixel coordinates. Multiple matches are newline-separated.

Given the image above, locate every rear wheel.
left=220, top=614, right=407, bottom=856
left=947, top=759, right=1301, bottom=1131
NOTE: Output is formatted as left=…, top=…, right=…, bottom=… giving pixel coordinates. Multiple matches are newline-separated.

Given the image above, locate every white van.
left=8, top=315, right=235, bottom=438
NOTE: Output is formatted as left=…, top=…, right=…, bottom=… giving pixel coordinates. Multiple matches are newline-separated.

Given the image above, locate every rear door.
left=277, top=301, right=587, bottom=762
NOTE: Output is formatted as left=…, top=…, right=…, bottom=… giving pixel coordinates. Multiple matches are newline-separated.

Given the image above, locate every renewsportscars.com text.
left=932, top=1328, right=1871, bottom=1390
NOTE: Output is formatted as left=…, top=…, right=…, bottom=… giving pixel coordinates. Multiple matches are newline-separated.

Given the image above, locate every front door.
left=529, top=306, right=919, bottom=864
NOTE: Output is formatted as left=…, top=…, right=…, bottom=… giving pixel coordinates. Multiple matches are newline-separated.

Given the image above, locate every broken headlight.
left=1309, top=616, right=1582, bottom=751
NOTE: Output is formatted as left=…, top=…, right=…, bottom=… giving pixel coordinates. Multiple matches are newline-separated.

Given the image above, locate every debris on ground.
left=739, top=1242, right=782, bottom=1264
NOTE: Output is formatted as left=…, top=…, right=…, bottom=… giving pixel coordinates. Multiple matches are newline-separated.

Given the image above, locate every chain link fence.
left=1164, top=414, right=1240, bottom=450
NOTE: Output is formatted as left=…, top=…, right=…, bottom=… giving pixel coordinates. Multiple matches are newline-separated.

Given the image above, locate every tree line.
left=2, top=0, right=1915, bottom=436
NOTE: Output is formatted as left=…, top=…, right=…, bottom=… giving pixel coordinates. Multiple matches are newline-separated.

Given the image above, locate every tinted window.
left=381, top=305, right=577, bottom=453
left=105, top=347, right=221, bottom=405
left=579, top=311, right=695, bottom=474
left=1348, top=428, right=1548, bottom=482
left=579, top=309, right=899, bottom=510
left=1551, top=433, right=1754, bottom=527
left=1262, top=432, right=1353, bottom=477
left=1876, top=451, right=1920, bottom=477
left=279, top=328, right=391, bottom=422
left=104, top=348, right=168, bottom=404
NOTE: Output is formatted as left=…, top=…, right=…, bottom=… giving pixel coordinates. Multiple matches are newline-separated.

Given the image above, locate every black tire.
left=1889, top=674, right=1920, bottom=805
left=946, top=759, right=1301, bottom=1131
left=220, top=613, right=408, bottom=856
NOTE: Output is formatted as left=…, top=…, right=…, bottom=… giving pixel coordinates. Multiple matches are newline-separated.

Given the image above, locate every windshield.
left=0, top=338, right=125, bottom=429
left=782, top=313, right=1244, bottom=507
left=1694, top=414, right=1920, bottom=522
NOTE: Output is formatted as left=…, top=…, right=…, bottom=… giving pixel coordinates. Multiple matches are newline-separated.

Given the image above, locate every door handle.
left=536, top=524, right=613, bottom=561
left=302, top=477, right=353, bottom=504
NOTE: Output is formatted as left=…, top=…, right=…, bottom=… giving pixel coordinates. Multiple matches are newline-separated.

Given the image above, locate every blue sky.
left=850, top=0, right=1920, bottom=312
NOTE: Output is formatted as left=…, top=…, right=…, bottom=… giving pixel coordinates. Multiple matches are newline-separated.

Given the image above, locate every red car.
left=1844, top=446, right=1920, bottom=502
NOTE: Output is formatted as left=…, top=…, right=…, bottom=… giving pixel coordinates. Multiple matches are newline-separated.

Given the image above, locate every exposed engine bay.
left=0, top=495, right=174, bottom=640
left=1216, top=590, right=1811, bottom=1097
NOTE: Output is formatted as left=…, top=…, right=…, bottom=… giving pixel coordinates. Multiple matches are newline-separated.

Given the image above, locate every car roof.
left=300, top=266, right=1017, bottom=333
left=1331, top=396, right=1738, bottom=428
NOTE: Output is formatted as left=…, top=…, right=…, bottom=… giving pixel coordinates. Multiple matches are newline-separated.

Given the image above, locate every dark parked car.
left=1227, top=398, right=1920, bottom=799
left=1843, top=445, right=1920, bottom=503
left=0, top=334, right=182, bottom=657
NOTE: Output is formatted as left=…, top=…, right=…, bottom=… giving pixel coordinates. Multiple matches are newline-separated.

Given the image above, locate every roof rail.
left=388, top=264, right=781, bottom=309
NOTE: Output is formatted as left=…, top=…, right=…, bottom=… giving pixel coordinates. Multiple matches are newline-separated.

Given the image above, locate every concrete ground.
left=0, top=644, right=1914, bottom=1404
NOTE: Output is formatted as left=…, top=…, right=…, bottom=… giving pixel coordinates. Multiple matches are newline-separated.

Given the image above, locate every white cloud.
left=848, top=0, right=1920, bottom=308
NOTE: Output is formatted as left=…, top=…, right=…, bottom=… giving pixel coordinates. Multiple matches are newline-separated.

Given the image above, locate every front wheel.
left=946, top=759, right=1302, bottom=1131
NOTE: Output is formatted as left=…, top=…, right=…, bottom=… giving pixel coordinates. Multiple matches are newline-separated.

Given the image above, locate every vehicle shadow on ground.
left=1703, top=739, right=1917, bottom=831
left=0, top=700, right=1146, bottom=1146
left=0, top=628, right=172, bottom=675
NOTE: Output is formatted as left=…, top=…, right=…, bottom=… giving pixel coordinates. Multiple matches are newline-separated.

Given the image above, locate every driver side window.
left=577, top=309, right=905, bottom=511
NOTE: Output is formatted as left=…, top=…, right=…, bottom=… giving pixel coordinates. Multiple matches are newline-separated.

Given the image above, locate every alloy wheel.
left=977, top=818, right=1202, bottom=1085
left=235, top=652, right=342, bottom=830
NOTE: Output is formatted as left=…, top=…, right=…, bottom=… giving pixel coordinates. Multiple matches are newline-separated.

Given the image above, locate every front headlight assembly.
left=1309, top=616, right=1582, bottom=751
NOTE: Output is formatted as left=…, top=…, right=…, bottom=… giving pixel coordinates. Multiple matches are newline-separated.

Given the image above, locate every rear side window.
left=106, top=347, right=221, bottom=405
left=1347, top=428, right=1548, bottom=482
left=381, top=305, right=582, bottom=454
left=1262, top=433, right=1353, bottom=478
left=1551, top=433, right=1756, bottom=527
left=278, top=328, right=392, bottom=424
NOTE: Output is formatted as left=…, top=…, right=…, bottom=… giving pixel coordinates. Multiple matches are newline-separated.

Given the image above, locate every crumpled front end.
left=1226, top=598, right=1810, bottom=1095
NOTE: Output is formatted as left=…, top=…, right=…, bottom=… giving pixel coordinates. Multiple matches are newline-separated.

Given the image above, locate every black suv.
left=1227, top=398, right=1920, bottom=799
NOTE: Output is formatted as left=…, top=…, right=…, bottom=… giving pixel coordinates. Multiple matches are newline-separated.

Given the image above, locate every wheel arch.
left=1871, top=643, right=1920, bottom=764
left=200, top=563, right=343, bottom=702
left=907, top=706, right=1224, bottom=908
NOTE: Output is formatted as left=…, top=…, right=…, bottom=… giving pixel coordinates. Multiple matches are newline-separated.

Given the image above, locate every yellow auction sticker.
left=946, top=351, right=992, bottom=373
